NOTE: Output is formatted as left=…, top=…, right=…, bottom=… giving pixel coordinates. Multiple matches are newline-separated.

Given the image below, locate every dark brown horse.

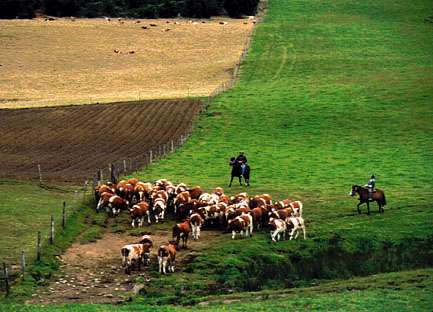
left=350, top=185, right=386, bottom=214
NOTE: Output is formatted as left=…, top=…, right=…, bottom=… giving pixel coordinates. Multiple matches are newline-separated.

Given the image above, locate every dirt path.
left=27, top=228, right=221, bottom=304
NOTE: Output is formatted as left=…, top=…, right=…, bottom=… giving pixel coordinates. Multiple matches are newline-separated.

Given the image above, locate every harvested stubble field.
left=0, top=17, right=254, bottom=109
left=0, top=99, right=202, bottom=182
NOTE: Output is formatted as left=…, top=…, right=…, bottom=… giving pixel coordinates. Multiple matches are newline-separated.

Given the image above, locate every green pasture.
left=2, top=268, right=432, bottom=311
left=129, top=0, right=433, bottom=300
left=0, top=181, right=77, bottom=264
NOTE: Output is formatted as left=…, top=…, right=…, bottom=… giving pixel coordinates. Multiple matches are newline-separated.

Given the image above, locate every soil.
left=27, top=227, right=221, bottom=304
left=0, top=99, right=202, bottom=183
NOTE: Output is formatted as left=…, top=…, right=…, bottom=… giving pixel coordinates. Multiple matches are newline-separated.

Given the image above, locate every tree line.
left=0, top=0, right=259, bottom=19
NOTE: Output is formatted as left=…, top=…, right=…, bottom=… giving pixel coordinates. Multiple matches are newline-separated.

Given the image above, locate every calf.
left=120, top=242, right=151, bottom=274
left=129, top=202, right=151, bottom=227
left=268, top=217, right=287, bottom=242
left=286, top=217, right=306, bottom=240
left=157, top=241, right=177, bottom=274
left=190, top=213, right=204, bottom=240
left=172, top=218, right=191, bottom=248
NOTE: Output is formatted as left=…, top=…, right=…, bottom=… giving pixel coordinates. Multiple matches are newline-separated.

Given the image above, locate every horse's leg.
left=356, top=202, right=362, bottom=214
left=229, top=176, right=234, bottom=187
left=366, top=201, right=370, bottom=215
left=239, top=176, right=242, bottom=186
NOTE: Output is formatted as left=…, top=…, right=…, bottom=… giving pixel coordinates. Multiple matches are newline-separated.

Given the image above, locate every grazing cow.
left=190, top=213, right=204, bottom=240
left=174, top=191, right=191, bottom=214
left=188, top=186, right=203, bottom=200
left=153, top=198, right=166, bottom=223
left=289, top=200, right=303, bottom=217
left=286, top=217, right=306, bottom=240
left=172, top=218, right=191, bottom=248
left=121, top=242, right=152, bottom=274
left=129, top=202, right=151, bottom=227
left=268, top=218, right=287, bottom=242
left=157, top=241, right=177, bottom=274
left=108, top=195, right=129, bottom=216
left=227, top=215, right=251, bottom=239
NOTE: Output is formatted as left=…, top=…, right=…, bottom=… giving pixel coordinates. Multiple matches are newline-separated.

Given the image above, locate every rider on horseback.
left=235, top=151, right=248, bottom=175
left=365, top=174, right=376, bottom=200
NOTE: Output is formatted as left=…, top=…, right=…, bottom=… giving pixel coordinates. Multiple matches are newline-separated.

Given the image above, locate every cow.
left=95, top=183, right=116, bottom=202
left=129, top=202, right=151, bottom=227
left=213, top=187, right=224, bottom=197
left=158, top=240, right=177, bottom=274
left=174, top=191, right=191, bottom=214
left=231, top=192, right=249, bottom=204
left=274, top=199, right=293, bottom=210
left=175, top=183, right=188, bottom=194
left=190, top=213, right=204, bottom=240
left=121, top=242, right=152, bottom=274
left=108, top=195, right=129, bottom=216
left=96, top=191, right=114, bottom=212
left=138, top=234, right=153, bottom=265
left=127, top=178, right=139, bottom=185
left=153, top=198, right=166, bottom=223
left=286, top=217, right=306, bottom=240
left=227, top=215, right=251, bottom=239
left=250, top=206, right=267, bottom=230
left=250, top=194, right=273, bottom=209
left=134, top=182, right=153, bottom=202
left=289, top=200, right=303, bottom=217
left=172, top=218, right=191, bottom=248
left=269, top=207, right=294, bottom=220
left=188, top=186, right=203, bottom=200
left=268, top=217, right=287, bottom=242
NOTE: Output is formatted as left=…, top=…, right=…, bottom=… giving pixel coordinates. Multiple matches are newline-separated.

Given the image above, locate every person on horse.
left=235, top=151, right=248, bottom=175
left=365, top=174, right=376, bottom=200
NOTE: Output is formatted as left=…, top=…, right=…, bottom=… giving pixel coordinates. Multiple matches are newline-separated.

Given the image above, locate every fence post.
left=62, top=201, right=66, bottom=229
left=37, top=164, right=42, bottom=185
left=3, top=263, right=9, bottom=297
left=50, top=215, right=54, bottom=245
left=149, top=150, right=153, bottom=164
left=171, top=140, right=174, bottom=153
left=123, top=159, right=127, bottom=174
left=20, top=251, right=26, bottom=274
left=100, top=169, right=103, bottom=184
left=36, top=231, right=41, bottom=261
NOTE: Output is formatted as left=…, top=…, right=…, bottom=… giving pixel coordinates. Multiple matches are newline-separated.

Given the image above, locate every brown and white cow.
left=108, top=195, right=129, bottom=216
left=289, top=200, right=303, bottom=217
left=268, top=217, right=287, bottom=242
left=286, top=217, right=306, bottom=240
left=134, top=182, right=153, bottom=202
left=174, top=191, right=191, bottom=214
left=250, top=206, right=267, bottom=230
left=157, top=240, right=177, bottom=274
left=129, top=201, right=151, bottom=227
left=188, top=185, right=203, bottom=200
left=274, top=199, right=293, bottom=210
left=227, top=214, right=252, bottom=239
left=96, top=191, right=114, bottom=212
left=172, top=218, right=191, bottom=248
left=269, top=207, right=294, bottom=220
left=153, top=198, right=166, bottom=223
left=175, top=183, right=188, bottom=194
left=250, top=194, right=273, bottom=208
left=190, top=213, right=204, bottom=240
left=138, top=234, right=153, bottom=265
left=121, top=242, right=152, bottom=274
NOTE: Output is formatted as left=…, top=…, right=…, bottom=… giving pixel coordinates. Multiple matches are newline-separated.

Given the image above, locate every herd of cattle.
left=94, top=178, right=306, bottom=275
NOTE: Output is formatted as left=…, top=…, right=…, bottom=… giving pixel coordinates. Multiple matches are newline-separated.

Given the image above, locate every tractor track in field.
left=27, top=224, right=221, bottom=304
left=0, top=99, right=202, bottom=183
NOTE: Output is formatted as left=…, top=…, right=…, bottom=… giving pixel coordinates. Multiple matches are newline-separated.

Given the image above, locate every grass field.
left=2, top=268, right=432, bottom=310
left=0, top=17, right=253, bottom=109
left=0, top=181, right=79, bottom=265
left=1, top=0, right=432, bottom=308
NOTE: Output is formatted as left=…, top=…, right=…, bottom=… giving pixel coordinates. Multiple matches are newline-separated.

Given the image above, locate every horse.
left=350, top=185, right=386, bottom=215
left=229, top=158, right=250, bottom=187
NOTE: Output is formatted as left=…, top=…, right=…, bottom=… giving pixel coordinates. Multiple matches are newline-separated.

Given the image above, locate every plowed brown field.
left=0, top=99, right=202, bottom=182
